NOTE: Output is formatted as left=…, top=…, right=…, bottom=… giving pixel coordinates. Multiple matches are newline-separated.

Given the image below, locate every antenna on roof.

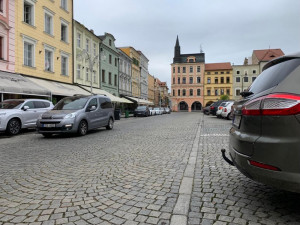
left=200, top=44, right=203, bottom=53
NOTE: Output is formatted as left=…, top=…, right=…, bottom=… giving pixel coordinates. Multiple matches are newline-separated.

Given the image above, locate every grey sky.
left=74, top=0, right=300, bottom=89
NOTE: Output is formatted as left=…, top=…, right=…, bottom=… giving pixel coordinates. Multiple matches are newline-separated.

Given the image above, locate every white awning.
left=0, top=72, right=51, bottom=97
left=28, top=78, right=90, bottom=96
left=79, top=86, right=133, bottom=103
left=126, top=96, right=153, bottom=105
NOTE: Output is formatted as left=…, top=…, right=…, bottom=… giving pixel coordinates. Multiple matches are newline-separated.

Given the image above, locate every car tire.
left=42, top=133, right=53, bottom=138
left=6, top=118, right=21, bottom=135
left=106, top=118, right=114, bottom=130
left=227, top=113, right=231, bottom=120
left=77, top=120, right=88, bottom=136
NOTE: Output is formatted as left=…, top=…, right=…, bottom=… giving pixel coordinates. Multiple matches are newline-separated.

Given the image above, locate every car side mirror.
left=87, top=105, right=96, bottom=112
left=23, top=105, right=29, bottom=111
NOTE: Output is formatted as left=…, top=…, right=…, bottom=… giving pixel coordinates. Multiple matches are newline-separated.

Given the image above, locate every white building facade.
left=118, top=48, right=132, bottom=96
left=138, top=51, right=149, bottom=100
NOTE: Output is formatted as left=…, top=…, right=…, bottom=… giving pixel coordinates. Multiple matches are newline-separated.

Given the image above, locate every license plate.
left=43, top=123, right=55, bottom=128
left=233, top=115, right=242, bottom=128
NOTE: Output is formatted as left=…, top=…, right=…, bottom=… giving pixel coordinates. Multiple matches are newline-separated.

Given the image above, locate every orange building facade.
left=171, top=36, right=205, bottom=112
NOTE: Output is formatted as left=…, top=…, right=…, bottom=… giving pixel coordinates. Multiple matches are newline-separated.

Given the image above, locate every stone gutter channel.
left=170, top=117, right=202, bottom=225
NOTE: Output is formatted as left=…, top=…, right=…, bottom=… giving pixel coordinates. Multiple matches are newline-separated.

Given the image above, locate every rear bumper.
left=229, top=144, right=300, bottom=193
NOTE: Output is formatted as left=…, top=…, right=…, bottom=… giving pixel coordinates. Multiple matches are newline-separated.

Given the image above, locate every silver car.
left=0, top=99, right=53, bottom=135
left=37, top=95, right=114, bottom=137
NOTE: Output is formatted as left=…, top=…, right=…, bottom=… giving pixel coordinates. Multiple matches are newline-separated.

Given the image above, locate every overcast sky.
left=74, top=0, right=300, bottom=89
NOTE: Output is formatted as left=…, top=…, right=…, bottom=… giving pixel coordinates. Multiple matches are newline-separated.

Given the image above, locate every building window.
left=115, top=58, right=117, bottom=67
left=221, top=71, right=224, bottom=74
left=93, top=43, right=97, bottom=56
left=173, top=67, right=175, bottom=73
left=76, top=64, right=81, bottom=79
left=24, top=41, right=34, bottom=67
left=44, top=10, right=53, bottom=35
left=189, top=77, right=193, bottom=84
left=253, top=70, right=256, bottom=74
left=215, top=78, right=218, bottom=84
left=85, top=68, right=89, bottom=81
left=226, top=77, right=230, bottom=83
left=178, top=77, right=180, bottom=84
left=197, top=66, right=200, bottom=72
left=114, top=74, right=117, bottom=86
left=197, top=77, right=201, bottom=83
left=24, top=0, right=34, bottom=26
left=61, top=0, right=67, bottom=11
left=237, top=71, right=240, bottom=74
left=220, top=89, right=224, bottom=95
left=207, top=78, right=211, bottom=84
left=236, top=77, right=240, bottom=82
left=0, top=36, right=3, bottom=60
left=236, top=89, right=241, bottom=96
left=109, top=39, right=112, bottom=46
left=207, top=72, right=211, bottom=75
left=226, top=89, right=230, bottom=95
left=197, top=89, right=201, bottom=96
left=178, top=89, right=180, bottom=96
left=252, top=77, right=256, bottom=82
left=244, top=77, right=249, bottom=82
left=86, top=39, right=90, bottom=52
left=0, top=0, right=3, bottom=12
left=182, top=89, right=186, bottom=96
left=173, top=77, right=175, bottom=84
left=215, top=89, right=218, bottom=96
left=226, top=71, right=230, bottom=74
left=215, top=72, right=218, bottom=75
left=44, top=49, right=53, bottom=72
left=178, top=67, right=180, bottom=73
left=182, top=77, right=186, bottom=84
left=102, top=70, right=105, bottom=83
left=207, top=89, right=211, bottom=96
left=77, top=33, right=81, bottom=48
left=61, top=21, right=68, bottom=42
left=61, top=54, right=69, bottom=76
left=109, top=55, right=112, bottom=64
left=190, top=89, right=193, bottom=96
left=109, top=72, right=112, bottom=84
left=221, top=77, right=224, bottom=84
left=190, top=66, right=193, bottom=73
left=173, top=89, right=175, bottom=96
left=183, top=67, right=186, bottom=73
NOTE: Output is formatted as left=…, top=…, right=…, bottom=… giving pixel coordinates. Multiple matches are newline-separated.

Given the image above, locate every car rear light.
left=249, top=160, right=281, bottom=171
left=219, top=106, right=223, bottom=110
left=224, top=108, right=227, bottom=112
left=211, top=106, right=215, bottom=110
left=242, top=93, right=300, bottom=116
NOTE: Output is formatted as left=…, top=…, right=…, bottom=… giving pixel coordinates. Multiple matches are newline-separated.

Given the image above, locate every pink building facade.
left=0, top=0, right=15, bottom=72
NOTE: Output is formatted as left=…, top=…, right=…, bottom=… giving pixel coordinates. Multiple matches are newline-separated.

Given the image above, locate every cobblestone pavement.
left=0, top=113, right=300, bottom=225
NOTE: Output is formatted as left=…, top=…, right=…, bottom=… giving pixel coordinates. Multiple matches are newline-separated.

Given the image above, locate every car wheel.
left=227, top=113, right=231, bottom=120
left=42, top=133, right=53, bottom=138
left=6, top=118, right=21, bottom=135
left=106, top=118, right=114, bottom=130
left=77, top=120, right=88, bottom=136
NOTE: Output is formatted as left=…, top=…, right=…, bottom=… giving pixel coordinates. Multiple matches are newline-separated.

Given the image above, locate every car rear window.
left=249, top=58, right=300, bottom=95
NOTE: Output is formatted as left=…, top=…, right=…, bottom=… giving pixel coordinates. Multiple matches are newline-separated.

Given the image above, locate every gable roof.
left=205, top=62, right=232, bottom=71
left=253, top=49, right=284, bottom=62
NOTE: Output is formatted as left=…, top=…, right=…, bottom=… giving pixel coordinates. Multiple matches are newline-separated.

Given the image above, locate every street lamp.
left=77, top=49, right=99, bottom=94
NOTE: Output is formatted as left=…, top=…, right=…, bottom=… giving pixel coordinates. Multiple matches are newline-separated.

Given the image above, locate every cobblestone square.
left=0, top=113, right=300, bottom=225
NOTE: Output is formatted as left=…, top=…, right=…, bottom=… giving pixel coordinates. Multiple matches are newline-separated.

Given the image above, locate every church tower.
left=173, top=35, right=181, bottom=63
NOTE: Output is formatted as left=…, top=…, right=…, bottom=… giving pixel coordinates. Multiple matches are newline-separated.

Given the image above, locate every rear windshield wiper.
left=240, top=91, right=253, bottom=97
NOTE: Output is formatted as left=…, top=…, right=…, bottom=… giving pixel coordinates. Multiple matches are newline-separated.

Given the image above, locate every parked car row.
left=203, top=100, right=234, bottom=120
left=0, top=95, right=115, bottom=137
left=134, top=106, right=171, bottom=117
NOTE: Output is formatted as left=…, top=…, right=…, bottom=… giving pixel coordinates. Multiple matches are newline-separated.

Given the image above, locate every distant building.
left=148, top=74, right=155, bottom=104
left=252, top=49, right=284, bottom=73
left=98, top=33, right=119, bottom=96
left=118, top=48, right=132, bottom=96
left=204, top=63, right=233, bottom=106
left=137, top=51, right=149, bottom=100
left=171, top=36, right=205, bottom=112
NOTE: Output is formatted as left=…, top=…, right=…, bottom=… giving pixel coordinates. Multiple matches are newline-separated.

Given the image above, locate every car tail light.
left=249, top=160, right=281, bottom=171
left=219, top=106, right=223, bottom=110
left=224, top=108, right=227, bottom=112
left=211, top=106, right=215, bottom=110
left=242, top=93, right=300, bottom=116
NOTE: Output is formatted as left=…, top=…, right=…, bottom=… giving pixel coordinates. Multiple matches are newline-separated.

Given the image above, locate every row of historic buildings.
left=0, top=0, right=169, bottom=107
left=171, top=36, right=285, bottom=112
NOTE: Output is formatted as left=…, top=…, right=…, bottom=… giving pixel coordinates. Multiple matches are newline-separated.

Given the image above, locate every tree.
left=220, top=95, right=229, bottom=100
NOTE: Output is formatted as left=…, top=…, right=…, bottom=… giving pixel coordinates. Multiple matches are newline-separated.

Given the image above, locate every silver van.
left=0, top=99, right=54, bottom=135
left=36, top=95, right=114, bottom=137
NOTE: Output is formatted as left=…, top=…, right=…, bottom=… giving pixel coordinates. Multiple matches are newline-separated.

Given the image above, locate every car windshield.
left=53, top=96, right=89, bottom=110
left=136, top=106, right=146, bottom=110
left=0, top=100, right=24, bottom=109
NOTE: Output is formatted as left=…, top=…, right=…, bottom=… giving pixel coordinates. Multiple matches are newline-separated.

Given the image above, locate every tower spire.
left=174, top=35, right=181, bottom=61
left=176, top=35, right=180, bottom=47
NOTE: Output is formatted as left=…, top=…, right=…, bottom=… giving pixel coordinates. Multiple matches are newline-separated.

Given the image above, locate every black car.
left=203, top=104, right=211, bottom=115
left=210, top=100, right=225, bottom=115
left=134, top=106, right=150, bottom=117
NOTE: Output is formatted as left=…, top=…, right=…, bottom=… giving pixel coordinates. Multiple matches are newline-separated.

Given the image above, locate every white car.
left=154, top=107, right=163, bottom=115
left=216, top=102, right=228, bottom=117
left=221, top=101, right=234, bottom=119
left=0, top=99, right=54, bottom=135
left=148, top=107, right=156, bottom=116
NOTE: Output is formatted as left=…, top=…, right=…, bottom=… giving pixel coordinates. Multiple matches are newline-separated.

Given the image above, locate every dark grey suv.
left=223, top=53, right=300, bottom=193
left=37, top=95, right=114, bottom=137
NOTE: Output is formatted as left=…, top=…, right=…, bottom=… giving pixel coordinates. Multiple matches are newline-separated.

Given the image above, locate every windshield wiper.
left=240, top=91, right=253, bottom=98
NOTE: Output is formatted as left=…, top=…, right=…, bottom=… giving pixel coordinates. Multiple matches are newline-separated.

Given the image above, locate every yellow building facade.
left=15, top=0, right=73, bottom=83
left=120, top=47, right=141, bottom=98
left=148, top=74, right=155, bottom=103
left=204, top=63, right=233, bottom=106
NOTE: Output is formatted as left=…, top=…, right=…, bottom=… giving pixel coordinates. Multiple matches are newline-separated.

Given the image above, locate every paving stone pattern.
left=0, top=113, right=300, bottom=225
